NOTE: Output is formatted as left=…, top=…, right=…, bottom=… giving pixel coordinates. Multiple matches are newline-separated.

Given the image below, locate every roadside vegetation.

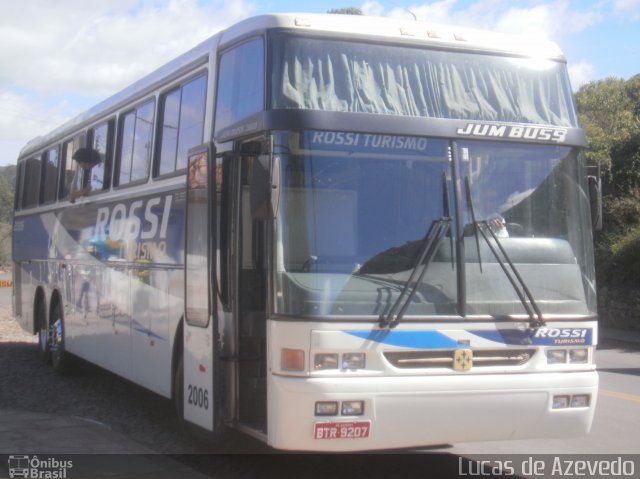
left=0, top=165, right=15, bottom=265
left=576, top=75, right=640, bottom=328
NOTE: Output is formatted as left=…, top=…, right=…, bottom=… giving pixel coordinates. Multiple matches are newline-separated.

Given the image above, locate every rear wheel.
left=36, top=300, right=51, bottom=365
left=50, top=302, right=73, bottom=375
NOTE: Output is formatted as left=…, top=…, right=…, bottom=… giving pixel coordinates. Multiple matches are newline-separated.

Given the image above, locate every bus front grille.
left=384, top=349, right=534, bottom=369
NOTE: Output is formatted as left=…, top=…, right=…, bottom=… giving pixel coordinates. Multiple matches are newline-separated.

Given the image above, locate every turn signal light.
left=281, top=348, right=305, bottom=371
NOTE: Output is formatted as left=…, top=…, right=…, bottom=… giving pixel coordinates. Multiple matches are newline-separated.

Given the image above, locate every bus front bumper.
left=267, top=371, right=598, bottom=451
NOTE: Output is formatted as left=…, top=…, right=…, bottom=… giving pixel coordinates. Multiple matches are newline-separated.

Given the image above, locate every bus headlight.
left=546, top=348, right=590, bottom=364
left=570, top=394, right=590, bottom=408
left=546, top=349, right=567, bottom=364
left=552, top=395, right=570, bottom=409
left=342, top=353, right=366, bottom=370
left=552, top=394, right=591, bottom=409
left=313, top=353, right=366, bottom=370
left=569, top=349, right=589, bottom=364
left=314, top=353, right=339, bottom=370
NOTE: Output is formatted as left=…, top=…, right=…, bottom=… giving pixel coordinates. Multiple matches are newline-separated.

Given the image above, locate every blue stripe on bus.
left=344, top=328, right=594, bottom=348
left=344, top=330, right=459, bottom=349
left=466, top=329, right=530, bottom=345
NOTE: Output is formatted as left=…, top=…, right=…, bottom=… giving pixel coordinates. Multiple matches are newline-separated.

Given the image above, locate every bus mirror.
left=587, top=168, right=602, bottom=232
left=251, top=154, right=280, bottom=220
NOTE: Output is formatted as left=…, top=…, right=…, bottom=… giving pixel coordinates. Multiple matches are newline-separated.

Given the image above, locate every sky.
left=1, top=0, right=639, bottom=166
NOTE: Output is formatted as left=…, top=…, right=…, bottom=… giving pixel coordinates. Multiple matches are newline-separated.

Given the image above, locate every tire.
left=37, top=300, right=51, bottom=365
left=173, top=354, right=185, bottom=425
left=50, top=301, right=73, bottom=375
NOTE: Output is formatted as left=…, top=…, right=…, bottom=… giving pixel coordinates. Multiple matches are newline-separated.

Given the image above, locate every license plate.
left=314, top=420, right=371, bottom=440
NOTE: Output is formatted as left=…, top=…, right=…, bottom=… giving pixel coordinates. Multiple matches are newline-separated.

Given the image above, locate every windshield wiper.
left=464, top=177, right=484, bottom=273
left=380, top=172, right=453, bottom=328
left=379, top=217, right=451, bottom=328
left=379, top=173, right=453, bottom=328
left=442, top=171, right=455, bottom=271
left=464, top=178, right=546, bottom=329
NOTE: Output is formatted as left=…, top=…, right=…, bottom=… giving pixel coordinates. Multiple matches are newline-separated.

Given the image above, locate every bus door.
left=234, top=140, right=268, bottom=433
left=183, top=144, right=215, bottom=431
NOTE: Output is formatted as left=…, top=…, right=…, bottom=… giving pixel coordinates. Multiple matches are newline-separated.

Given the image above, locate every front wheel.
left=50, top=302, right=73, bottom=375
left=173, top=354, right=185, bottom=425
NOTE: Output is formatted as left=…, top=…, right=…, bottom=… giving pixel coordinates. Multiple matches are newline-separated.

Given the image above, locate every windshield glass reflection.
left=272, top=131, right=597, bottom=319
left=274, top=132, right=455, bottom=317
left=459, top=141, right=597, bottom=317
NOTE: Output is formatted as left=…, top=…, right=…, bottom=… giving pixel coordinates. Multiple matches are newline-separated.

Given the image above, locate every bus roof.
left=219, top=13, right=564, bottom=59
left=19, top=13, right=565, bottom=159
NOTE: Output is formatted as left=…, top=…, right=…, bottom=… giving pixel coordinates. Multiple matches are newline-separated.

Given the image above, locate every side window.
left=41, top=146, right=59, bottom=204
left=157, top=74, right=207, bottom=176
left=117, top=99, right=155, bottom=186
left=215, top=38, right=264, bottom=134
left=14, top=161, right=25, bottom=211
left=22, top=157, right=42, bottom=208
left=88, top=120, right=113, bottom=192
left=59, top=139, right=78, bottom=200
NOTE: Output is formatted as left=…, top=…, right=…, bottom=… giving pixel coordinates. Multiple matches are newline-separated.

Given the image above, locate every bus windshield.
left=273, top=131, right=597, bottom=320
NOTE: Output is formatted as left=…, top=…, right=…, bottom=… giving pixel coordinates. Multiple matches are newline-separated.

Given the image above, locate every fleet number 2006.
left=187, top=384, right=209, bottom=410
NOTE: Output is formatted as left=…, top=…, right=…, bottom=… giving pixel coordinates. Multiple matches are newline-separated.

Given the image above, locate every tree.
left=0, top=165, right=16, bottom=224
left=576, top=77, right=640, bottom=194
left=0, top=224, right=10, bottom=265
left=625, top=74, right=640, bottom=121
left=611, top=134, right=640, bottom=197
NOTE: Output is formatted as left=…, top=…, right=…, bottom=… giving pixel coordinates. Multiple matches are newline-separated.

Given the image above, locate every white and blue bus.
left=13, top=13, right=599, bottom=451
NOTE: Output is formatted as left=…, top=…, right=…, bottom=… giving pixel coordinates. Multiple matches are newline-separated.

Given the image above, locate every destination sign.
left=306, top=131, right=431, bottom=154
